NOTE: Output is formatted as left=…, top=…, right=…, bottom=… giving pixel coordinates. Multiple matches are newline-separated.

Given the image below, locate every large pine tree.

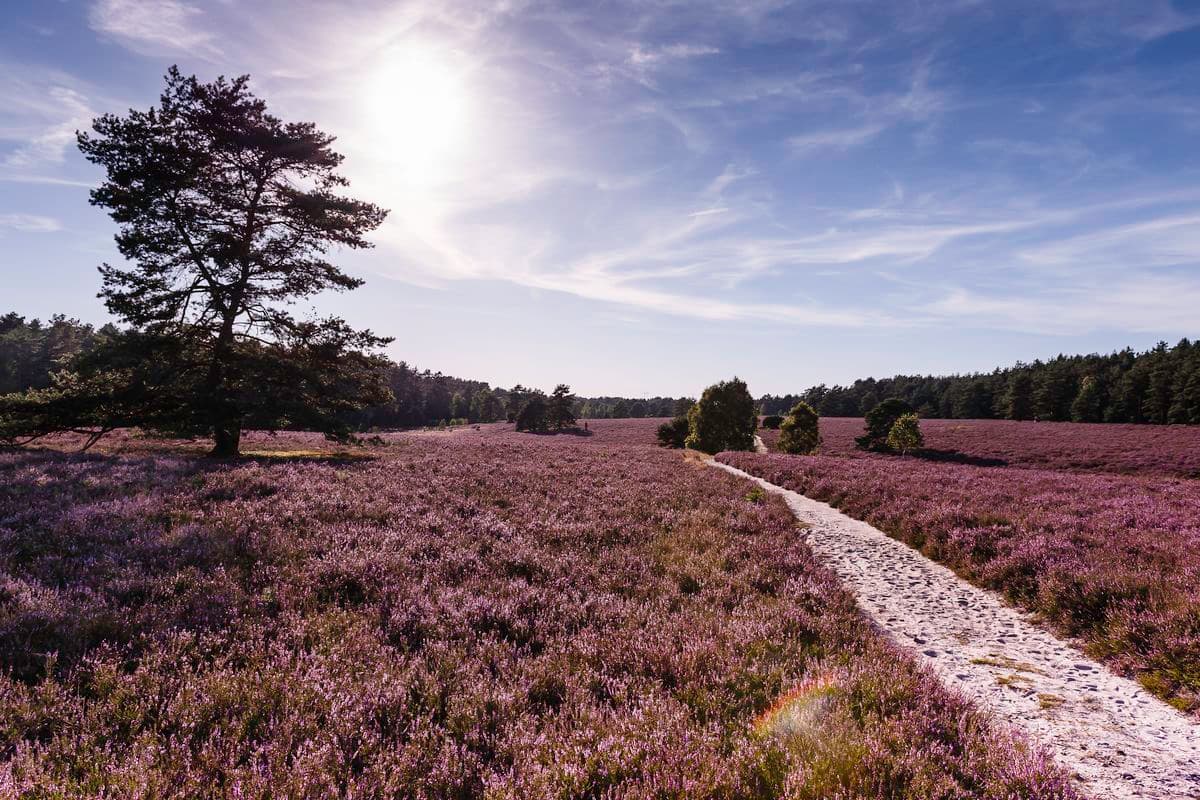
left=62, top=67, right=392, bottom=455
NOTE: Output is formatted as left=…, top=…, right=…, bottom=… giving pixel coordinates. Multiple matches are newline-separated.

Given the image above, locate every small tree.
left=886, top=412, right=923, bottom=454
left=656, top=415, right=689, bottom=448
left=778, top=401, right=820, bottom=454
left=856, top=398, right=914, bottom=451
left=760, top=414, right=783, bottom=429
left=685, top=377, right=757, bottom=454
left=549, top=384, right=577, bottom=430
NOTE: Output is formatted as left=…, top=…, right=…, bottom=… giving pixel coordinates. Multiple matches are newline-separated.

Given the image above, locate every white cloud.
left=89, top=0, right=221, bottom=57
left=788, top=123, right=885, bottom=155
left=927, top=276, right=1200, bottom=335
left=628, top=43, right=719, bottom=66
left=0, top=213, right=62, bottom=233
left=2, top=87, right=93, bottom=168
left=1018, top=213, right=1200, bottom=269
left=30, top=0, right=1200, bottom=344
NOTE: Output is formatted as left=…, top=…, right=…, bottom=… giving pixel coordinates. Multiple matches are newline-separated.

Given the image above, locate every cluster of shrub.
left=759, top=338, right=1200, bottom=425
left=512, top=384, right=578, bottom=433
left=659, top=377, right=924, bottom=458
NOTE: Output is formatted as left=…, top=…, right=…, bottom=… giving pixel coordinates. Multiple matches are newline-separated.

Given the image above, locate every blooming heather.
left=718, top=450, right=1200, bottom=713
left=0, top=423, right=1076, bottom=798
left=758, top=418, right=1200, bottom=478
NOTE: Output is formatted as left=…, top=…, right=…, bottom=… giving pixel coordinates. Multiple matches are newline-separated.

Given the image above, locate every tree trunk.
left=206, top=303, right=243, bottom=458
left=210, top=424, right=241, bottom=458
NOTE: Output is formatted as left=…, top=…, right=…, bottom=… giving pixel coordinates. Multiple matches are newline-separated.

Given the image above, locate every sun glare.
left=363, top=44, right=472, bottom=185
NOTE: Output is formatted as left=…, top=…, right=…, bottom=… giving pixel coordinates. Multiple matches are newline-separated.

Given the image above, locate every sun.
left=363, top=44, right=472, bottom=185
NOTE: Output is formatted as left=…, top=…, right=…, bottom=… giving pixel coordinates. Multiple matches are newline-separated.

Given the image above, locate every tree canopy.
left=685, top=377, right=757, bottom=454
left=778, top=401, right=820, bottom=455
left=759, top=339, right=1200, bottom=425
left=856, top=398, right=914, bottom=452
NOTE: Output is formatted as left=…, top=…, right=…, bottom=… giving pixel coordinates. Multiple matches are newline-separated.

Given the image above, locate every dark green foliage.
left=778, top=402, right=820, bottom=455
left=512, top=385, right=577, bottom=433
left=548, top=384, right=577, bottom=430
left=1033, top=364, right=1077, bottom=421
left=471, top=387, right=505, bottom=423
left=656, top=416, right=689, bottom=448
left=507, top=385, right=534, bottom=423
left=1169, top=367, right=1200, bottom=424
left=857, top=391, right=879, bottom=416
left=449, top=392, right=467, bottom=420
left=515, top=394, right=549, bottom=432
left=1003, top=372, right=1035, bottom=421
left=5, top=68, right=394, bottom=457
left=760, top=415, right=783, bottom=429
left=0, top=314, right=114, bottom=395
left=759, top=338, right=1200, bottom=426
left=1070, top=376, right=1105, bottom=423
left=573, top=396, right=694, bottom=419
left=685, top=378, right=757, bottom=454
left=951, top=380, right=994, bottom=419
left=856, top=398, right=914, bottom=451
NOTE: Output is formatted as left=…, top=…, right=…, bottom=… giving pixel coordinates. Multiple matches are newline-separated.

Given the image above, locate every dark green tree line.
left=760, top=339, right=1200, bottom=424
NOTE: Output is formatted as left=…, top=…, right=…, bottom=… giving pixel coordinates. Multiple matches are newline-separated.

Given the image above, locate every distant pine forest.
left=4, top=312, right=1199, bottom=426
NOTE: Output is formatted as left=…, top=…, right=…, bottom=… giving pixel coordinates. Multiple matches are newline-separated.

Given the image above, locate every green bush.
left=760, top=415, right=783, bottom=429
left=656, top=416, right=690, bottom=448
left=855, top=398, right=914, bottom=451
left=685, top=377, right=757, bottom=454
left=886, top=412, right=923, bottom=454
left=778, top=401, right=820, bottom=454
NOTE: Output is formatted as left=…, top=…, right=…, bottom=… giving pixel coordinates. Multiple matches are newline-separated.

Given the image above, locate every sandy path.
left=753, top=434, right=768, bottom=454
left=711, top=459, right=1200, bottom=800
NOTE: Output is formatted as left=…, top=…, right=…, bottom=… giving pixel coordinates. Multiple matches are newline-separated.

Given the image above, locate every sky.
left=2, top=0, right=1200, bottom=397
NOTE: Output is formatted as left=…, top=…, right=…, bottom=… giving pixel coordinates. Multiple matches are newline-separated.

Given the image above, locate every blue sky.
left=3, top=0, right=1200, bottom=396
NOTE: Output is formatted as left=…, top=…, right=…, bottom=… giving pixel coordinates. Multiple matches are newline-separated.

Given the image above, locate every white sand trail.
left=711, top=459, right=1200, bottom=800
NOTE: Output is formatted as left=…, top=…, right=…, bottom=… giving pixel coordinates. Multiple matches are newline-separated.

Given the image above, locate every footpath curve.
left=710, top=459, right=1200, bottom=800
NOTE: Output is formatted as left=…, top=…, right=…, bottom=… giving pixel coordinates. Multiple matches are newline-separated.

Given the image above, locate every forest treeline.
left=1, top=313, right=687, bottom=427
left=6, top=313, right=1200, bottom=426
left=759, top=339, right=1200, bottom=424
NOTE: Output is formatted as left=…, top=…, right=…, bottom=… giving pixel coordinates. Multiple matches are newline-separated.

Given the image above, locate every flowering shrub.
left=718, top=450, right=1200, bottom=712
left=0, top=427, right=1075, bottom=797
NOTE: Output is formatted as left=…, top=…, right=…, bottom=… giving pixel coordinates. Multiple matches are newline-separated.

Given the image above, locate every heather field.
left=0, top=421, right=1075, bottom=798
left=758, top=418, right=1200, bottom=478
left=718, top=450, right=1200, bottom=712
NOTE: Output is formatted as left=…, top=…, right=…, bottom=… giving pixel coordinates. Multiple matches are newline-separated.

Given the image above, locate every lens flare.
left=753, top=671, right=841, bottom=741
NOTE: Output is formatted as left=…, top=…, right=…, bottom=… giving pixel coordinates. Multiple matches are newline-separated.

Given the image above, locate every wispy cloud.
left=12, top=0, right=1200, bottom=347
left=0, top=213, right=62, bottom=232
left=2, top=87, right=93, bottom=169
left=89, top=0, right=221, bottom=58
left=928, top=275, right=1200, bottom=335
left=788, top=123, right=885, bottom=155
left=628, top=43, right=720, bottom=66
